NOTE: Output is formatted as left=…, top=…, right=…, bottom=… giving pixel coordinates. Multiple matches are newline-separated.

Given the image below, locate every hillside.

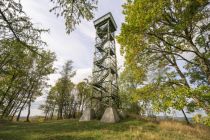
left=0, top=119, right=209, bottom=140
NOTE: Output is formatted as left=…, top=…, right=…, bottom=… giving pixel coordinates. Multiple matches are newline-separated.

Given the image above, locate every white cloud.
left=116, top=41, right=125, bottom=71
left=77, top=21, right=96, bottom=39
left=72, top=68, right=92, bottom=84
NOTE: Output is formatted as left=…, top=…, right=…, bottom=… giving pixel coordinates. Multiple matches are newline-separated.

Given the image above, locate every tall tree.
left=118, top=0, right=210, bottom=84
left=57, top=60, right=76, bottom=119
left=41, top=61, right=76, bottom=120
left=0, top=41, right=55, bottom=120
left=117, top=0, right=210, bottom=122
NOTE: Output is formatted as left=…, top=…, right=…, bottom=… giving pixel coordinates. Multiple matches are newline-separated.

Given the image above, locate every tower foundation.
left=79, top=108, right=95, bottom=121
left=100, top=107, right=120, bottom=123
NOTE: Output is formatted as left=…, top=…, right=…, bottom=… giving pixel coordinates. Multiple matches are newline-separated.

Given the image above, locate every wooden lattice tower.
left=92, top=12, right=119, bottom=110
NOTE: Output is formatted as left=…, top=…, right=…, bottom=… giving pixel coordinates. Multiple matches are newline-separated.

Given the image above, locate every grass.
left=0, top=118, right=210, bottom=140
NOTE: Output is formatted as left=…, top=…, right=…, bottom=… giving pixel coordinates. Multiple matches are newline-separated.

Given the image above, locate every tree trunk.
left=10, top=100, right=23, bottom=121
left=5, top=101, right=16, bottom=118
left=57, top=111, right=59, bottom=120
left=26, top=97, right=32, bottom=122
left=16, top=103, right=24, bottom=122
left=44, top=112, right=48, bottom=120
left=1, top=89, right=21, bottom=118
left=58, top=102, right=63, bottom=119
left=10, top=93, right=26, bottom=121
left=50, top=108, right=54, bottom=120
left=181, top=109, right=190, bottom=124
left=26, top=103, right=31, bottom=122
left=16, top=83, right=34, bottom=121
left=0, top=54, right=10, bottom=71
left=0, top=74, right=17, bottom=106
left=167, top=56, right=191, bottom=124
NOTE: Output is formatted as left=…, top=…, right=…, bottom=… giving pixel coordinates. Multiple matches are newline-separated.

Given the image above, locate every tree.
left=0, top=0, right=97, bottom=121
left=117, top=0, right=210, bottom=124
left=118, top=66, right=147, bottom=115
left=76, top=81, right=91, bottom=113
left=41, top=61, right=76, bottom=120
left=118, top=0, right=210, bottom=84
left=41, top=68, right=94, bottom=120
left=0, top=40, right=55, bottom=121
left=57, top=60, right=76, bottom=119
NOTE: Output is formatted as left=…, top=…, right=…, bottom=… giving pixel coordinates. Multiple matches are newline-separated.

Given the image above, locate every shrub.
left=193, top=114, right=210, bottom=126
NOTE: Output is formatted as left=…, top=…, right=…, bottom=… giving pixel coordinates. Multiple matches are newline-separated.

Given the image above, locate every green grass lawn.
left=0, top=118, right=210, bottom=140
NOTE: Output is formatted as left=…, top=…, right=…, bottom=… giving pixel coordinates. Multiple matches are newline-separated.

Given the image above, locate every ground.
left=0, top=118, right=210, bottom=140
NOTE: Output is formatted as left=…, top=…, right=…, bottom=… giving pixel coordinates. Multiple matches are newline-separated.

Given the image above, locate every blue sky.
left=20, top=0, right=125, bottom=116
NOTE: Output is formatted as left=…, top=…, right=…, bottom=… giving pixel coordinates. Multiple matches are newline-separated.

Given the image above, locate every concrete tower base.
left=79, top=108, right=95, bottom=121
left=100, top=107, right=120, bottom=123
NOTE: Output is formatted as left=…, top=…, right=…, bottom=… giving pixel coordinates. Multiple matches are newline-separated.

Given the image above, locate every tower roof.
left=94, top=12, right=117, bottom=32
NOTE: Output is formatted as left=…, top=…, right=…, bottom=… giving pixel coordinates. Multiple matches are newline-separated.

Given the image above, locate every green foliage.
left=188, top=86, right=210, bottom=110
left=118, top=0, right=210, bottom=125
left=50, top=0, right=97, bottom=33
left=77, top=81, right=92, bottom=108
left=0, top=0, right=48, bottom=54
left=118, top=0, right=210, bottom=84
left=184, top=57, right=210, bottom=86
left=0, top=38, right=55, bottom=120
left=0, top=0, right=56, bottom=120
left=41, top=61, right=76, bottom=120
left=193, top=114, right=210, bottom=127
left=119, top=67, right=149, bottom=115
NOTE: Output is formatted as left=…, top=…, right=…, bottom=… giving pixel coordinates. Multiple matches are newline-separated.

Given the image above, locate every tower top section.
left=94, top=12, right=117, bottom=32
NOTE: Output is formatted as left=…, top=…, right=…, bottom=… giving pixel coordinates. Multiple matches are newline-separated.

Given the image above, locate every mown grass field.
left=0, top=118, right=210, bottom=140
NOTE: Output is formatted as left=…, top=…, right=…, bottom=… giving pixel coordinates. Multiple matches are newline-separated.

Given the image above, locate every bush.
left=193, top=114, right=210, bottom=126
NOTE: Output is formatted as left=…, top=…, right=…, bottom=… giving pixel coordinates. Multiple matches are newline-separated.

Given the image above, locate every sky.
left=20, top=0, right=125, bottom=116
